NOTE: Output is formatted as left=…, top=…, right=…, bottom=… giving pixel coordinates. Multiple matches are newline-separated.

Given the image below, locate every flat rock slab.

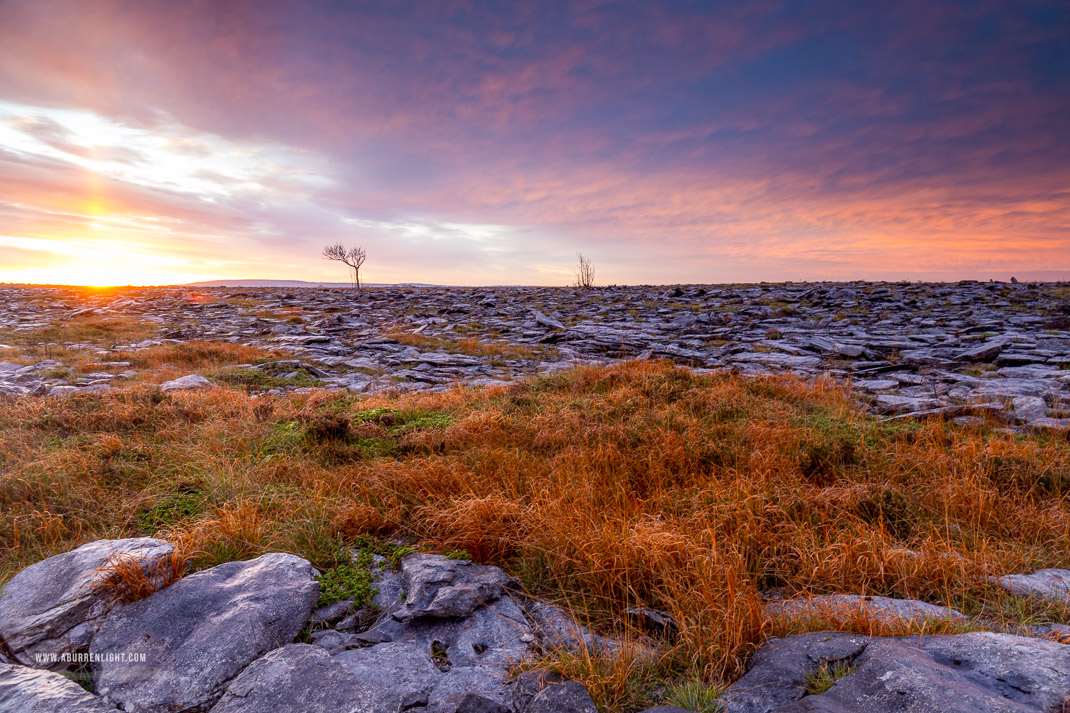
left=91, top=553, right=318, bottom=713
left=0, top=537, right=173, bottom=670
left=764, top=594, right=966, bottom=626
left=208, top=644, right=396, bottom=713
left=523, top=601, right=607, bottom=655
left=0, top=663, right=121, bottom=713
left=159, top=374, right=215, bottom=392
left=721, top=631, right=1070, bottom=713
left=997, top=569, right=1070, bottom=603
left=525, top=681, right=598, bottom=713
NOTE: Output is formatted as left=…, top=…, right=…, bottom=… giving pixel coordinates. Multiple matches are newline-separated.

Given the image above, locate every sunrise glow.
left=0, top=2, right=1067, bottom=285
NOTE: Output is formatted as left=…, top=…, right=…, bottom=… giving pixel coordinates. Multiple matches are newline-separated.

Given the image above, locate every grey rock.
left=0, top=662, right=121, bottom=713
left=997, top=569, right=1070, bottom=603
left=310, top=598, right=355, bottom=626
left=721, top=632, right=869, bottom=713
left=524, top=602, right=605, bottom=654
left=308, top=628, right=366, bottom=654
left=338, top=591, right=534, bottom=713
left=527, top=681, right=598, bottom=713
left=414, top=353, right=483, bottom=368
left=0, top=538, right=174, bottom=670
left=1012, top=396, right=1048, bottom=423
left=1, top=282, right=1068, bottom=432
left=721, top=631, right=1070, bottom=713
left=1029, top=417, right=1070, bottom=430
left=532, top=311, right=565, bottom=331
left=764, top=594, right=965, bottom=626
left=624, top=607, right=678, bottom=640
left=91, top=553, right=319, bottom=713
left=395, top=555, right=512, bottom=620
left=958, top=341, right=1003, bottom=362
left=874, top=394, right=944, bottom=414
left=455, top=692, right=509, bottom=713
left=208, top=644, right=396, bottom=713
left=510, top=670, right=565, bottom=713
left=159, top=374, right=215, bottom=392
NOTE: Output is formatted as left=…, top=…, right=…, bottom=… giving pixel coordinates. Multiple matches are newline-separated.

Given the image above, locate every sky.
left=0, top=1, right=1067, bottom=286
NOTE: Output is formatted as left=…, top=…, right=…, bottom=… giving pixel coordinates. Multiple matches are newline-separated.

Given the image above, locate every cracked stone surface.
left=0, top=663, right=121, bottom=713
left=721, top=631, right=1070, bottom=713
left=0, top=537, right=174, bottom=671
left=91, top=553, right=319, bottom=713
left=208, top=644, right=397, bottom=713
left=5, top=539, right=1070, bottom=712
left=0, top=282, right=1066, bottom=429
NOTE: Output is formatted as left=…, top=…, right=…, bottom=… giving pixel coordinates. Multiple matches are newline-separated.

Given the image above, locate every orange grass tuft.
left=2, top=359, right=1070, bottom=705
left=91, top=545, right=189, bottom=606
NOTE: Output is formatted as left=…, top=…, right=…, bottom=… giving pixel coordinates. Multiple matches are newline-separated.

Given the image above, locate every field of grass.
left=1, top=354, right=1069, bottom=710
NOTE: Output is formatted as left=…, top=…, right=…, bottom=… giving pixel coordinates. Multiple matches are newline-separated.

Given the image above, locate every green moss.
left=351, top=534, right=415, bottom=568
left=352, top=407, right=454, bottom=434
left=211, top=366, right=321, bottom=391
left=136, top=489, right=205, bottom=531
left=316, top=560, right=375, bottom=608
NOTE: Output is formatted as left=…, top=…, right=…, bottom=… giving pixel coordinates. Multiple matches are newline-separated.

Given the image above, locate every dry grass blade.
left=90, top=546, right=190, bottom=606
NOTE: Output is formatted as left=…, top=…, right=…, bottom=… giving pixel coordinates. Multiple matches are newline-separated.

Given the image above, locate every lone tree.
left=574, top=252, right=595, bottom=288
left=322, top=244, right=367, bottom=289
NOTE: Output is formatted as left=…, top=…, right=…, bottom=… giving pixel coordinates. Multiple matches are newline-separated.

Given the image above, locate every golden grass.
left=1, top=357, right=1069, bottom=708
left=91, top=546, right=189, bottom=606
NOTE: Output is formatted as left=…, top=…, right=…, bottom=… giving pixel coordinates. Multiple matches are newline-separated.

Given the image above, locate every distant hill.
left=183, top=279, right=436, bottom=288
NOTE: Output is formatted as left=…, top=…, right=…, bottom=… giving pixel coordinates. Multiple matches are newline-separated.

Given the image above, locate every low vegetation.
left=386, top=330, right=554, bottom=360
left=1, top=355, right=1069, bottom=710
left=803, top=660, right=855, bottom=696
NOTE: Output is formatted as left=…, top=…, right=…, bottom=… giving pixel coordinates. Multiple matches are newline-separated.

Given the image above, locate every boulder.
left=336, top=582, right=535, bottom=712
left=997, top=569, right=1070, bottom=603
left=0, top=663, right=121, bottom=713
left=526, top=681, right=598, bottom=713
left=721, top=631, right=1070, bottom=713
left=0, top=538, right=174, bottom=670
left=720, top=632, right=869, bottom=713
left=1012, top=396, right=1048, bottom=423
left=394, top=554, right=512, bottom=620
left=91, top=553, right=318, bottom=713
left=159, top=374, right=215, bottom=392
left=764, top=594, right=966, bottom=626
left=208, top=644, right=396, bottom=713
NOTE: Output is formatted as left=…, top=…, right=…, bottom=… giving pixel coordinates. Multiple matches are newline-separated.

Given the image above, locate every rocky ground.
left=3, top=539, right=1070, bottom=712
left=1, top=281, right=1069, bottom=429
left=3, top=282, right=1070, bottom=711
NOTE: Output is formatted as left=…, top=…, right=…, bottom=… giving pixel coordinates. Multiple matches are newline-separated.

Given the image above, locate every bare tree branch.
left=322, top=244, right=367, bottom=289
left=574, top=252, right=595, bottom=288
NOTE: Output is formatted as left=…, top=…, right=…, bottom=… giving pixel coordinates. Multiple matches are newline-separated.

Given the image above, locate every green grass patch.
left=211, top=366, right=321, bottom=391
left=664, top=678, right=724, bottom=713
left=804, top=660, right=854, bottom=696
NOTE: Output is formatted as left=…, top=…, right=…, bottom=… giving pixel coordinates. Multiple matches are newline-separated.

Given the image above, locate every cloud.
left=0, top=0, right=1066, bottom=284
